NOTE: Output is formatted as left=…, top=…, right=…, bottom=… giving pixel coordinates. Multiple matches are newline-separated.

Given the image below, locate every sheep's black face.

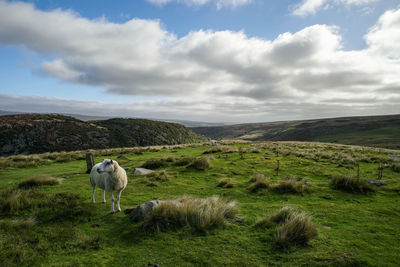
left=98, top=159, right=115, bottom=173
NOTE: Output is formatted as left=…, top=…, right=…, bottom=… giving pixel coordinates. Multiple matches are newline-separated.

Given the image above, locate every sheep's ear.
left=110, top=159, right=113, bottom=164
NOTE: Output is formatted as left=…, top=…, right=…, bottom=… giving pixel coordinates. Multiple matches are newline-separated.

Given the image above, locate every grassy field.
left=1, top=142, right=400, bottom=266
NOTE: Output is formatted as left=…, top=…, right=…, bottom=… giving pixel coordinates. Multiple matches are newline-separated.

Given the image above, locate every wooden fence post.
left=357, top=162, right=360, bottom=180
left=276, top=160, right=280, bottom=176
left=378, top=163, right=383, bottom=180
left=86, top=152, right=95, bottom=174
left=239, top=148, right=244, bottom=160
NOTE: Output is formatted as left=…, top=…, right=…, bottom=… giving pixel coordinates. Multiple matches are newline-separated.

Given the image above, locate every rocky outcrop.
left=0, top=114, right=206, bottom=156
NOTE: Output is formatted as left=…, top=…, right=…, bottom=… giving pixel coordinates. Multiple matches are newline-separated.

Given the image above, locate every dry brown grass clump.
left=272, top=177, right=306, bottom=194
left=141, top=159, right=167, bottom=169
left=18, top=175, right=62, bottom=189
left=143, top=196, right=238, bottom=232
left=203, top=146, right=238, bottom=154
left=255, top=206, right=317, bottom=247
left=390, top=162, right=400, bottom=173
left=269, top=206, right=299, bottom=224
left=0, top=189, right=38, bottom=214
left=188, top=157, right=212, bottom=170
left=145, top=170, right=169, bottom=182
left=173, top=156, right=194, bottom=166
left=217, top=178, right=236, bottom=188
left=164, top=155, right=176, bottom=162
left=330, top=175, right=375, bottom=193
left=274, top=210, right=318, bottom=248
left=255, top=206, right=299, bottom=229
left=248, top=174, right=270, bottom=193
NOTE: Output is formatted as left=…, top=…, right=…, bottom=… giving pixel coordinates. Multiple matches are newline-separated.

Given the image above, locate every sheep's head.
left=97, top=159, right=116, bottom=173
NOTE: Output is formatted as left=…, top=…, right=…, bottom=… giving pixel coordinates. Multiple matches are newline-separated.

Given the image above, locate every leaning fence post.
left=86, top=152, right=95, bottom=174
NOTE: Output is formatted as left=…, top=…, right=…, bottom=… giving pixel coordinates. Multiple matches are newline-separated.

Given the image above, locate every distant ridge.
left=0, top=110, right=226, bottom=127
left=192, top=114, right=400, bottom=149
left=0, top=113, right=206, bottom=156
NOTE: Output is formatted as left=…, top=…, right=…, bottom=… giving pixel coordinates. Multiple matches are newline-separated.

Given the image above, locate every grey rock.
left=132, top=168, right=153, bottom=175
left=366, top=180, right=387, bottom=186
left=130, top=200, right=163, bottom=222
left=304, top=180, right=312, bottom=185
left=129, top=200, right=181, bottom=222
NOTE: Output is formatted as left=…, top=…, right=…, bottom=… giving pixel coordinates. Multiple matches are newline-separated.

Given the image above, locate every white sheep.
left=90, top=159, right=128, bottom=213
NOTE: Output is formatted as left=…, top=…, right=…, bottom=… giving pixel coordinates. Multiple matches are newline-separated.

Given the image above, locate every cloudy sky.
left=0, top=0, right=399, bottom=123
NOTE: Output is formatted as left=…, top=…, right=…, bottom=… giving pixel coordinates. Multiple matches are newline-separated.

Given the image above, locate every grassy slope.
left=313, top=125, right=400, bottom=150
left=191, top=114, right=400, bottom=149
left=0, top=142, right=400, bottom=266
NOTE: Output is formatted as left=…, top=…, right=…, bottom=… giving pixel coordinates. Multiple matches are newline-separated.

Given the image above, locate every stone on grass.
left=129, top=200, right=163, bottom=222
left=366, top=180, right=387, bottom=186
left=132, top=168, right=153, bottom=175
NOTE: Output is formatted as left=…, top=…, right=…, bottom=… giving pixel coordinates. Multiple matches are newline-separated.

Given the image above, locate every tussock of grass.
left=390, top=162, right=400, bottom=173
left=203, top=146, right=238, bottom=154
left=0, top=217, right=37, bottom=230
left=243, top=147, right=262, bottom=153
left=330, top=175, right=375, bottom=193
left=0, top=188, right=92, bottom=222
left=142, top=159, right=167, bottom=169
left=18, top=175, right=62, bottom=189
left=164, top=155, right=176, bottom=162
left=173, top=156, right=194, bottom=166
left=269, top=206, right=299, bottom=224
left=255, top=206, right=317, bottom=247
left=272, top=177, right=306, bottom=194
left=37, top=192, right=93, bottom=223
left=254, top=217, right=275, bottom=228
left=75, top=235, right=103, bottom=250
left=274, top=211, right=318, bottom=248
left=188, top=157, right=211, bottom=170
left=248, top=174, right=269, bottom=192
left=145, top=170, right=169, bottom=182
left=0, top=189, right=39, bottom=214
left=143, top=196, right=238, bottom=232
left=217, top=178, right=235, bottom=188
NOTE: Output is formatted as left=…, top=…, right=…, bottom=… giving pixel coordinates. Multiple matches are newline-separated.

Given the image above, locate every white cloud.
left=292, top=0, right=380, bottom=17
left=0, top=1, right=399, bottom=122
left=146, top=0, right=252, bottom=9
left=365, top=8, right=400, bottom=59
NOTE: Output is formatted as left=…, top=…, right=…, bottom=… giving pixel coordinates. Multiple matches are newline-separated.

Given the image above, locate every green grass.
left=313, top=125, right=400, bottom=150
left=0, top=141, right=400, bottom=266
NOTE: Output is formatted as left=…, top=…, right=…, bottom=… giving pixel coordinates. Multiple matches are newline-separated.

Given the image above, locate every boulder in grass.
left=366, top=180, right=387, bottom=186
left=128, top=200, right=181, bottom=222
left=132, top=168, right=153, bottom=175
left=129, top=200, right=163, bottom=222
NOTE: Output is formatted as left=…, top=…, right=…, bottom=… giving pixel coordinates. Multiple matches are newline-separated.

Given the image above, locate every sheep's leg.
left=91, top=186, right=96, bottom=203
left=116, top=190, right=122, bottom=212
left=102, top=190, right=106, bottom=203
left=109, top=191, right=115, bottom=213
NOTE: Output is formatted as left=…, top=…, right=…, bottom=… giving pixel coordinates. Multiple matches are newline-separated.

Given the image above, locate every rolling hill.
left=0, top=113, right=206, bottom=156
left=192, top=114, right=400, bottom=149
left=0, top=110, right=227, bottom=127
